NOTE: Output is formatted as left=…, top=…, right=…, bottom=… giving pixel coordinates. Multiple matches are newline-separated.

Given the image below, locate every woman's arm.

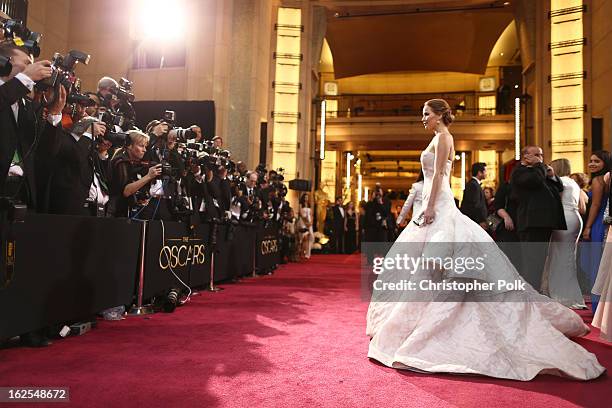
left=583, top=176, right=605, bottom=240
left=423, top=134, right=453, bottom=224
left=397, top=186, right=417, bottom=224
left=578, top=190, right=587, bottom=216
left=123, top=164, right=162, bottom=197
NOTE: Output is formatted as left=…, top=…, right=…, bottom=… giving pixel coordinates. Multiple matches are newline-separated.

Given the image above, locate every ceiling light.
left=503, top=1, right=510, bottom=5
left=500, top=52, right=504, bottom=56
left=514, top=84, right=519, bottom=89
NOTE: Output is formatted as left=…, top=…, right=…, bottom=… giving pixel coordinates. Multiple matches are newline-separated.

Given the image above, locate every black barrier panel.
left=0, top=214, right=141, bottom=339
left=212, top=224, right=231, bottom=282
left=143, top=221, right=209, bottom=299
left=256, top=224, right=280, bottom=271
left=242, top=226, right=257, bottom=276
left=226, top=225, right=256, bottom=279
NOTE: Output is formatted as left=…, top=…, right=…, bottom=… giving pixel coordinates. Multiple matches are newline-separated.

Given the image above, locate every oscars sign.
left=260, top=236, right=279, bottom=256
left=159, top=236, right=206, bottom=270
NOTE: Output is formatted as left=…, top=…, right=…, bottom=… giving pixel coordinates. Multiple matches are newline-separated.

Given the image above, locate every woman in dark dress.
left=344, top=202, right=357, bottom=254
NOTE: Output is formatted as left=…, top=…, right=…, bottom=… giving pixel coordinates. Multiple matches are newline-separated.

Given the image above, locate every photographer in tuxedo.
left=142, top=129, right=184, bottom=220
left=0, top=43, right=66, bottom=348
left=511, top=145, right=566, bottom=291
left=38, top=114, right=110, bottom=216
left=0, top=42, right=64, bottom=209
left=460, top=162, right=488, bottom=229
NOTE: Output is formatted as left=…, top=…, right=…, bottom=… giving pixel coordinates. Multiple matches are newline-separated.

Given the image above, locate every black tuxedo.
left=241, top=185, right=259, bottom=201
left=364, top=200, right=387, bottom=242
left=510, top=163, right=566, bottom=232
left=0, top=95, right=61, bottom=208
left=37, top=131, right=110, bottom=215
left=510, top=162, right=566, bottom=290
left=205, top=175, right=227, bottom=219
left=460, top=178, right=487, bottom=224
left=332, top=204, right=345, bottom=253
left=0, top=77, right=30, bottom=109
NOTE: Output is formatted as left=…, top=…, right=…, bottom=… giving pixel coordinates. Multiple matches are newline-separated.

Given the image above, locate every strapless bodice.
left=420, top=150, right=454, bottom=205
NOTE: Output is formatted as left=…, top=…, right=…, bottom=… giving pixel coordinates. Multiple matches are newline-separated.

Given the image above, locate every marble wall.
left=591, top=0, right=612, bottom=150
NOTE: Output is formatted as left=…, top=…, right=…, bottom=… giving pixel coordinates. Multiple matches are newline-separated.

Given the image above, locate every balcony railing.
left=321, top=91, right=515, bottom=119
left=325, top=107, right=497, bottom=118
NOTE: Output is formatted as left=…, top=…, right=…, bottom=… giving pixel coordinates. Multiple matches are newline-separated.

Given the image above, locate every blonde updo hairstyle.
left=425, top=98, right=455, bottom=126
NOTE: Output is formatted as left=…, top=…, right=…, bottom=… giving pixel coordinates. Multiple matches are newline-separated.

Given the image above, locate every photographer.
left=145, top=119, right=169, bottom=148
left=0, top=42, right=65, bottom=210
left=97, top=76, right=135, bottom=132
left=38, top=112, right=111, bottom=216
left=187, top=125, right=202, bottom=142
left=212, top=135, right=223, bottom=148
left=143, top=128, right=184, bottom=221
left=97, top=76, right=119, bottom=110
left=110, top=130, right=162, bottom=218
left=0, top=42, right=64, bottom=348
left=205, top=165, right=231, bottom=221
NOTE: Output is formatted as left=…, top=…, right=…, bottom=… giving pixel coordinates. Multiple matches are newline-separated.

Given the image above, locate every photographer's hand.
left=48, top=84, right=67, bottom=115
left=93, top=122, right=107, bottom=138
left=22, top=60, right=52, bottom=82
left=146, top=164, right=163, bottom=180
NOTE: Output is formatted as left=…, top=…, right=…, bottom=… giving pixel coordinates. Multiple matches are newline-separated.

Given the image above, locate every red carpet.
left=0, top=254, right=609, bottom=407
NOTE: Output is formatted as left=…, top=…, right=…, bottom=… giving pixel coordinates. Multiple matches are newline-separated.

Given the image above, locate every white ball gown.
left=366, top=149, right=605, bottom=381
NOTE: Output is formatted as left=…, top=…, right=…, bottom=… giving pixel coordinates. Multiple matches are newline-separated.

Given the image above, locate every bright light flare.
left=136, top=0, right=187, bottom=41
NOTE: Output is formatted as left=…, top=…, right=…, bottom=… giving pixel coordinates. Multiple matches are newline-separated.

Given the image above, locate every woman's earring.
left=436, top=120, right=440, bottom=125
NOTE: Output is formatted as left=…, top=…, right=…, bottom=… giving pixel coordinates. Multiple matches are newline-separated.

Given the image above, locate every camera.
left=115, top=77, right=135, bottom=103
left=35, top=50, right=90, bottom=106
left=71, top=116, right=128, bottom=148
left=162, top=110, right=175, bottom=126
left=1, top=19, right=42, bottom=57
left=0, top=55, right=11, bottom=77
left=66, top=79, right=95, bottom=106
left=172, top=127, right=197, bottom=142
left=97, top=106, right=134, bottom=134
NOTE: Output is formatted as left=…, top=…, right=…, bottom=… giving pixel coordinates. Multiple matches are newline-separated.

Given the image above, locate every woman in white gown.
left=541, top=158, right=587, bottom=308
left=366, top=99, right=605, bottom=381
left=592, top=172, right=612, bottom=341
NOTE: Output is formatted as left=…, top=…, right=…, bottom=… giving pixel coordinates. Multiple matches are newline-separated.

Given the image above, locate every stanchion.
left=129, top=220, right=154, bottom=315
left=252, top=236, right=259, bottom=278
left=187, top=222, right=200, bottom=296
left=206, top=220, right=223, bottom=292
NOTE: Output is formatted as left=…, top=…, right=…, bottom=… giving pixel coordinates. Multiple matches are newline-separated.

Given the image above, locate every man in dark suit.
left=0, top=43, right=61, bottom=208
left=460, top=162, right=488, bottom=229
left=511, top=145, right=566, bottom=291
left=0, top=43, right=65, bottom=348
left=37, top=117, right=110, bottom=216
left=364, top=191, right=388, bottom=264
left=332, top=197, right=345, bottom=253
